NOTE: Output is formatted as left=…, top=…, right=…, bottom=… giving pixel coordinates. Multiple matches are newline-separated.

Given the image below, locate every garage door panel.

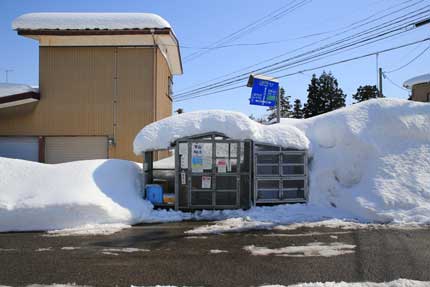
left=45, top=136, right=108, bottom=164
left=0, top=137, right=39, bottom=161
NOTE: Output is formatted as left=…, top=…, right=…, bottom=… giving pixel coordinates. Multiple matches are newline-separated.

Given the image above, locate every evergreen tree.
left=267, top=87, right=292, bottom=122
left=352, top=85, right=383, bottom=103
left=304, top=71, right=346, bottom=118
left=292, top=98, right=303, bottom=118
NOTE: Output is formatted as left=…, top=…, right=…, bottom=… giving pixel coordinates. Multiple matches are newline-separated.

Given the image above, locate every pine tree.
left=352, top=85, right=383, bottom=103
left=304, top=71, right=346, bottom=118
left=267, top=87, right=292, bottom=122
left=292, top=98, right=303, bottom=118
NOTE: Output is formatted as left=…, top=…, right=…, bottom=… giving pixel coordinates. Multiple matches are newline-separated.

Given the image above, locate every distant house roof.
left=0, top=83, right=40, bottom=109
left=12, top=13, right=171, bottom=31
left=12, top=13, right=183, bottom=75
left=403, top=73, right=430, bottom=89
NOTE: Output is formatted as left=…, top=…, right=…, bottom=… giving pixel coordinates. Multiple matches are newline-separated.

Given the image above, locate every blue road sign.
left=249, top=78, right=279, bottom=107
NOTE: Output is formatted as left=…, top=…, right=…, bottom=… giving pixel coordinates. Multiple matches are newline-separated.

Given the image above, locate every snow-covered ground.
left=1, top=99, right=430, bottom=233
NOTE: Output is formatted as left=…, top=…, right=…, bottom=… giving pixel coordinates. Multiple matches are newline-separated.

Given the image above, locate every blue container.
left=146, top=184, right=164, bottom=204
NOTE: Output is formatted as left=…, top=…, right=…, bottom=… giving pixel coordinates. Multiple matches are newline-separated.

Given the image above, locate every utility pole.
left=5, top=69, right=13, bottom=83
left=378, top=67, right=383, bottom=96
left=276, top=86, right=281, bottom=123
left=375, top=53, right=379, bottom=89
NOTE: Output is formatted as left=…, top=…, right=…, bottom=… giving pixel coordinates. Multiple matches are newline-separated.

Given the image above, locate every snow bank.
left=133, top=110, right=309, bottom=154
left=0, top=83, right=37, bottom=97
left=403, top=73, right=430, bottom=88
left=12, top=13, right=171, bottom=30
left=281, top=99, right=430, bottom=224
left=262, top=279, right=430, bottom=287
left=0, top=157, right=153, bottom=232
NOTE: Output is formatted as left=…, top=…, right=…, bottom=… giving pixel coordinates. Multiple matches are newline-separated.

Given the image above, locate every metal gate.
left=254, top=143, right=308, bottom=204
left=175, top=133, right=252, bottom=210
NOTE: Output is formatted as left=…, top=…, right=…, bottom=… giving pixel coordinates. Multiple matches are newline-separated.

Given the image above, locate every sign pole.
left=276, top=86, right=281, bottom=123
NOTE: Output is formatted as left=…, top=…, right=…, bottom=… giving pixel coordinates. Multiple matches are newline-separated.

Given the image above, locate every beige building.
left=403, top=73, right=430, bottom=102
left=0, top=13, right=182, bottom=163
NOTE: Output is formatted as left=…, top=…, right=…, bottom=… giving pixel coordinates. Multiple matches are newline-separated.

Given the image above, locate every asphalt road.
left=0, top=221, right=430, bottom=287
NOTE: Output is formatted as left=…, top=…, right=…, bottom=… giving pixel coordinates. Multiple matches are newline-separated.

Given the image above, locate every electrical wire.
left=384, top=43, right=430, bottom=73
left=183, top=0, right=312, bottom=62
left=174, top=9, right=429, bottom=100
left=176, top=0, right=425, bottom=94
left=174, top=37, right=430, bottom=102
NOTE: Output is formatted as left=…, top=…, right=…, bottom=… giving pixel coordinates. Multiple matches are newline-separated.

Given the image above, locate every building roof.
left=12, top=13, right=183, bottom=75
left=0, top=83, right=40, bottom=109
left=12, top=13, right=171, bottom=31
left=403, top=73, right=430, bottom=89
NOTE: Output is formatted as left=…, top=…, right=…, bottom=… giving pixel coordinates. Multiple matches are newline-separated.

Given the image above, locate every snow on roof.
left=133, top=110, right=310, bottom=154
left=403, top=73, right=430, bottom=89
left=0, top=83, right=37, bottom=98
left=12, top=13, right=171, bottom=31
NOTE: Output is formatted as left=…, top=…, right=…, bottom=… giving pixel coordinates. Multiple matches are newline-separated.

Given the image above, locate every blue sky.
left=1, top=0, right=429, bottom=118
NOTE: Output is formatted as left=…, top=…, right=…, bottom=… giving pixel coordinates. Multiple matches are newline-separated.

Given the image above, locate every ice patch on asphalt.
left=35, top=247, right=53, bottom=252
left=60, top=247, right=81, bottom=250
left=185, top=217, right=274, bottom=235
left=45, top=223, right=131, bottom=237
left=185, top=217, right=429, bottom=235
left=102, top=248, right=149, bottom=254
left=244, top=242, right=356, bottom=257
left=263, top=231, right=351, bottom=237
left=209, top=249, right=228, bottom=254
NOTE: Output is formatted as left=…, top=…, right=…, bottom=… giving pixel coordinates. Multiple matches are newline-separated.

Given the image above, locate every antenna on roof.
left=4, top=69, right=13, bottom=83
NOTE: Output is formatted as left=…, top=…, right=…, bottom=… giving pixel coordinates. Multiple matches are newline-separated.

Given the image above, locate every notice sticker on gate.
left=181, top=171, right=186, bottom=185
left=216, top=159, right=227, bottom=173
left=202, top=176, right=211, bottom=189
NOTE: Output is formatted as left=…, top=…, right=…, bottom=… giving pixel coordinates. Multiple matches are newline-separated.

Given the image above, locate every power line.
left=183, top=0, right=312, bottom=62
left=384, top=43, right=430, bottom=73
left=176, top=0, right=425, bottom=94
left=175, top=3, right=429, bottom=98
left=174, top=9, right=429, bottom=99
left=382, top=73, right=410, bottom=91
left=174, top=37, right=430, bottom=102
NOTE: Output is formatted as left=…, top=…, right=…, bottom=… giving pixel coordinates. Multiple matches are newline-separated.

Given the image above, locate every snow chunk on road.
left=244, top=242, right=356, bottom=257
left=0, top=158, right=153, bottom=232
left=133, top=110, right=309, bottom=154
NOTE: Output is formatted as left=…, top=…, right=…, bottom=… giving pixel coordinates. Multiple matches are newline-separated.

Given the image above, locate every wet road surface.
left=0, top=221, right=430, bottom=287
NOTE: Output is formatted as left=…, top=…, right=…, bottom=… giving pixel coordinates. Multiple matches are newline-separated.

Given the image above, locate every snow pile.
left=403, top=73, right=430, bottom=88
left=12, top=13, right=171, bottom=30
left=0, top=157, right=153, bottom=232
left=281, top=99, right=430, bottom=224
left=133, top=110, right=309, bottom=154
left=0, top=83, right=37, bottom=97
left=261, top=279, right=430, bottom=287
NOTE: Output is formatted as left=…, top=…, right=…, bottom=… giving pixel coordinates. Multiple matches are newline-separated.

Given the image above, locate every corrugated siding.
left=0, top=47, right=115, bottom=135
left=110, top=47, right=154, bottom=161
left=45, top=136, right=108, bottom=164
left=155, top=49, right=173, bottom=160
left=0, top=46, right=161, bottom=162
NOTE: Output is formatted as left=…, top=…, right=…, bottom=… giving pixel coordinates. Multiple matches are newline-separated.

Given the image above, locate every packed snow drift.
left=133, top=109, right=310, bottom=154
left=12, top=13, right=171, bottom=30
left=1, top=99, right=430, bottom=233
left=0, top=158, right=152, bottom=232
